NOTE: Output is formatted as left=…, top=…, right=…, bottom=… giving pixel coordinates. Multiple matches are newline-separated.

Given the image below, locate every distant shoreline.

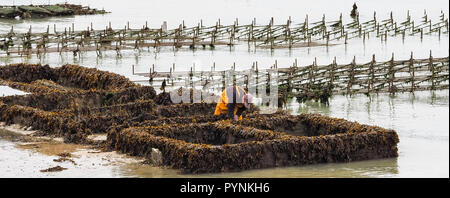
left=0, top=4, right=109, bottom=20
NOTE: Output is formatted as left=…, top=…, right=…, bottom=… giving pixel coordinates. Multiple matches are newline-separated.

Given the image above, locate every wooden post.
left=407, top=10, right=410, bottom=22
left=429, top=50, right=435, bottom=90
left=305, top=14, right=309, bottom=34
left=445, top=19, right=449, bottom=32
left=429, top=20, right=432, bottom=32
left=385, top=30, right=387, bottom=41
left=306, top=34, right=311, bottom=47
left=409, top=52, right=415, bottom=92
left=438, top=27, right=441, bottom=39
left=420, top=28, right=423, bottom=40
left=308, top=58, right=316, bottom=89
left=254, top=61, right=259, bottom=96
left=359, top=24, right=362, bottom=37
left=347, top=56, right=356, bottom=95
left=192, top=28, right=197, bottom=49
left=424, top=10, right=428, bottom=23
left=388, top=53, right=395, bottom=94
left=402, top=29, right=405, bottom=42
left=132, top=65, right=135, bottom=75
left=363, top=30, right=367, bottom=43
left=230, top=23, right=235, bottom=47
left=390, top=11, right=393, bottom=25
left=326, top=32, right=330, bottom=46
left=373, top=11, right=377, bottom=28
left=356, top=13, right=360, bottom=24
left=330, top=56, right=336, bottom=88
left=345, top=32, right=348, bottom=44
left=377, top=23, right=380, bottom=36
left=369, top=54, right=375, bottom=92
left=394, top=22, right=397, bottom=35
left=221, top=71, right=226, bottom=91
left=269, top=21, right=274, bottom=49
left=322, top=14, right=325, bottom=26
left=248, top=23, right=253, bottom=45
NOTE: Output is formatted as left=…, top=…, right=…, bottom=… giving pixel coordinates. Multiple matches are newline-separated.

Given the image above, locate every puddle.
left=17, top=142, right=83, bottom=156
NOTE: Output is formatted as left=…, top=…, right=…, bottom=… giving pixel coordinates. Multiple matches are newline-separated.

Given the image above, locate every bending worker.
left=214, top=85, right=253, bottom=120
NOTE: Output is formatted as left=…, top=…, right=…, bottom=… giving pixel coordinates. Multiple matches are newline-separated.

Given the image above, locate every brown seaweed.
left=0, top=63, right=399, bottom=173
left=0, top=63, right=139, bottom=91
left=109, top=116, right=398, bottom=173
left=154, top=92, right=172, bottom=105
left=40, top=166, right=67, bottom=172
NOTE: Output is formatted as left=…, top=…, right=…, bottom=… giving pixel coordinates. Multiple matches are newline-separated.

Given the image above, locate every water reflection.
left=116, top=157, right=399, bottom=178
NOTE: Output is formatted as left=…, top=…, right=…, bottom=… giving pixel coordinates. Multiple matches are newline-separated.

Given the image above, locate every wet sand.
left=0, top=123, right=149, bottom=177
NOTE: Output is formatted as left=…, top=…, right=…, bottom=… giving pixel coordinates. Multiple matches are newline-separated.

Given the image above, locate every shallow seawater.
left=288, top=90, right=449, bottom=178
left=0, top=0, right=449, bottom=177
left=0, top=137, right=147, bottom=178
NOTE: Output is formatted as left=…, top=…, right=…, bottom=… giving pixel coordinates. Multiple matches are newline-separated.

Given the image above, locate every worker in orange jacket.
left=214, top=85, right=253, bottom=120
